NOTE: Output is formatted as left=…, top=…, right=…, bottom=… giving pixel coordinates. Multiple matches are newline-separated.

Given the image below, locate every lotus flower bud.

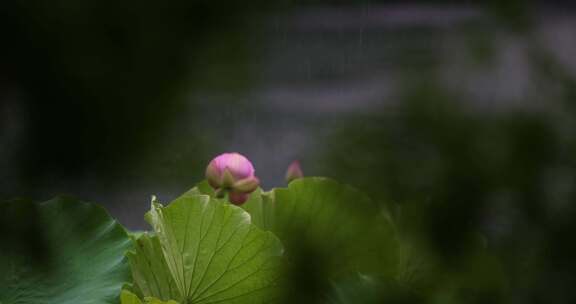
left=285, top=160, right=304, bottom=183
left=205, top=152, right=259, bottom=205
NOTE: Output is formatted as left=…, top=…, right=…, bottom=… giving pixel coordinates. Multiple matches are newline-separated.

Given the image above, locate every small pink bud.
left=285, top=160, right=304, bottom=183
left=228, top=191, right=249, bottom=205
left=205, top=152, right=260, bottom=204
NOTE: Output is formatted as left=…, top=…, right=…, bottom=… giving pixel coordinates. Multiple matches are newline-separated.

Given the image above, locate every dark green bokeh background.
left=2, top=0, right=576, bottom=303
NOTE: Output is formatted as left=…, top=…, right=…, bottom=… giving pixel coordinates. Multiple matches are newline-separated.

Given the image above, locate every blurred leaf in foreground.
left=0, top=197, right=131, bottom=304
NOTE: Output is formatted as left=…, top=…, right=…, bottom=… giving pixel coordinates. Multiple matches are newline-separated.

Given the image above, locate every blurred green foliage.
left=319, top=33, right=576, bottom=304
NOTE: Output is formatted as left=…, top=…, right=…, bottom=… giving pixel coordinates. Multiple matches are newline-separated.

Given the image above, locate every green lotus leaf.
left=129, top=194, right=283, bottom=304
left=0, top=197, right=131, bottom=304
left=236, top=189, right=275, bottom=232
left=120, top=290, right=179, bottom=304
left=186, top=178, right=399, bottom=278
left=127, top=233, right=181, bottom=301
left=249, top=177, right=398, bottom=278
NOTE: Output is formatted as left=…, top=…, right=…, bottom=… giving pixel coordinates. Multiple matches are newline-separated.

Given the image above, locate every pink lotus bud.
left=205, top=152, right=260, bottom=204
left=228, top=191, right=249, bottom=205
left=285, top=160, right=304, bottom=183
left=206, top=153, right=255, bottom=189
